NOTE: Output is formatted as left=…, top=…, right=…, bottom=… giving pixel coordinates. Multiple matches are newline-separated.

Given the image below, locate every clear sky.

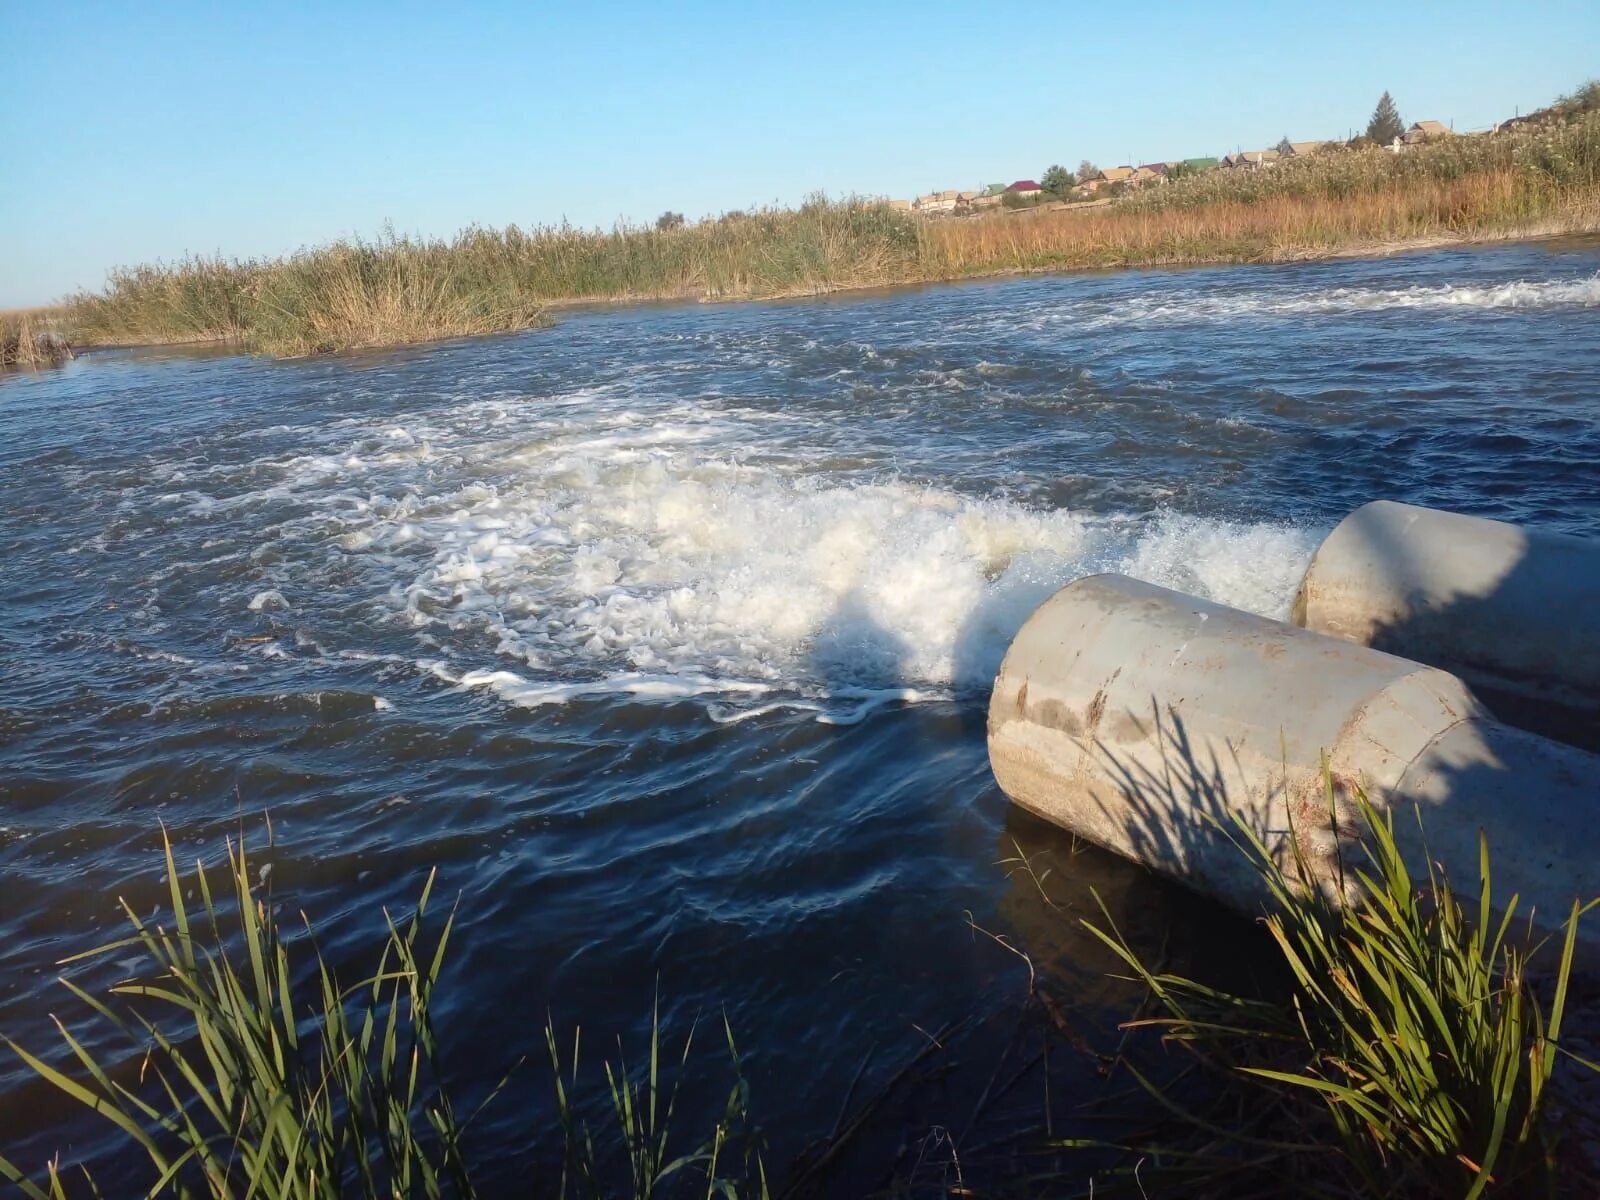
left=3, top=1, right=1595, bottom=307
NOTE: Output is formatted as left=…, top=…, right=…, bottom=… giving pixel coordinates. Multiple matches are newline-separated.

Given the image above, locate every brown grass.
left=36, top=110, right=1600, bottom=358
left=0, top=309, right=72, bottom=369
left=922, top=171, right=1599, bottom=276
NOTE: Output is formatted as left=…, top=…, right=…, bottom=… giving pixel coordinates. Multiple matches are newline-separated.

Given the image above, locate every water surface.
left=3, top=239, right=1599, bottom=1185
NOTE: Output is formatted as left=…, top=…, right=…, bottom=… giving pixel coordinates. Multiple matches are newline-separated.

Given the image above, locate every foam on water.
left=1021, top=274, right=1600, bottom=332
left=208, top=395, right=1317, bottom=719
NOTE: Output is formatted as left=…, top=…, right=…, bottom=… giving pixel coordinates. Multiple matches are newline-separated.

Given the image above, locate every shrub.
left=1085, top=777, right=1597, bottom=1198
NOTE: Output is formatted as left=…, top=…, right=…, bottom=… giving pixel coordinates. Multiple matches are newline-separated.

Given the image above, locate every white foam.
left=1025, top=274, right=1600, bottom=331
left=374, top=453, right=1314, bottom=711
left=203, top=386, right=1319, bottom=719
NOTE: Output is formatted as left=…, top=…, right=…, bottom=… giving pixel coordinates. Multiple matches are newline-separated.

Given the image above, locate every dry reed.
left=0, top=310, right=72, bottom=369
left=922, top=170, right=1595, bottom=275
left=44, top=111, right=1600, bottom=358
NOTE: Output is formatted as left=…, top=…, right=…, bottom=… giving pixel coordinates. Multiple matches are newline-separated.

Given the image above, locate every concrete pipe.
left=1293, top=501, right=1600, bottom=738
left=987, top=574, right=1600, bottom=945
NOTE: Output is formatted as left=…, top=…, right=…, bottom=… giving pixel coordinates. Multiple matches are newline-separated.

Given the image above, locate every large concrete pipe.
left=988, top=574, right=1600, bottom=946
left=1293, top=501, right=1600, bottom=740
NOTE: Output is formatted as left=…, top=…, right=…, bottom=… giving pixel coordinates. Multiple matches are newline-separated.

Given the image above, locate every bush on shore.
left=0, top=311, right=72, bottom=369
left=39, top=109, right=1600, bottom=359
left=1084, top=775, right=1598, bottom=1198
left=52, top=197, right=923, bottom=358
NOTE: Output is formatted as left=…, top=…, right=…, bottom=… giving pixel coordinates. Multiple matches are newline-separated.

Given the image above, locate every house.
left=913, top=189, right=964, bottom=214
left=970, top=193, right=1003, bottom=210
left=980, top=183, right=1008, bottom=197
left=1080, top=166, right=1136, bottom=194
left=1283, top=140, right=1328, bottom=158
left=1131, top=162, right=1168, bottom=185
left=1005, top=179, right=1044, bottom=198
left=1226, top=149, right=1280, bottom=170
left=1403, top=120, right=1453, bottom=146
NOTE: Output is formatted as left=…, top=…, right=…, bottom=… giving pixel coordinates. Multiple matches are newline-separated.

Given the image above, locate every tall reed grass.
left=40, top=111, right=1600, bottom=358
left=923, top=169, right=1583, bottom=275
left=0, top=311, right=72, bottom=369
left=64, top=256, right=256, bottom=347
left=55, top=198, right=922, bottom=358
left=1082, top=775, right=1598, bottom=1199
left=0, top=835, right=766, bottom=1199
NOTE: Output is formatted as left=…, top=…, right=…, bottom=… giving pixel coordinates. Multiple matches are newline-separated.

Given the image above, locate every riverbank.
left=24, top=110, right=1600, bottom=359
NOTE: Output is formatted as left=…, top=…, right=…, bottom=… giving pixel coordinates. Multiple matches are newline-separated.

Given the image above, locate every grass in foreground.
left=42, top=104, right=1600, bottom=359
left=2, top=774, right=1594, bottom=1198
left=0, top=836, right=764, bottom=1199
left=1082, top=776, right=1597, bottom=1199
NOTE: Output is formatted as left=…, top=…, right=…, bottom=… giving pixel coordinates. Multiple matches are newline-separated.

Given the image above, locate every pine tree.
left=1366, top=92, right=1404, bottom=145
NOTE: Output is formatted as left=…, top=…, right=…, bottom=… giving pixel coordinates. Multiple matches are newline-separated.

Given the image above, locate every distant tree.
left=1041, top=164, right=1074, bottom=194
left=655, top=211, right=686, bottom=231
left=1557, top=78, right=1600, bottom=114
left=1076, top=159, right=1100, bottom=182
left=1365, top=92, right=1405, bottom=145
left=1274, top=135, right=1293, bottom=155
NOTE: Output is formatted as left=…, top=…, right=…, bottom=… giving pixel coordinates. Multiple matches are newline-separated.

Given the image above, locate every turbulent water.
left=3, top=239, right=1599, bottom=1184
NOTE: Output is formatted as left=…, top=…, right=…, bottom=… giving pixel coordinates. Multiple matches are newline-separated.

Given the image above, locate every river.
left=3, top=238, right=1599, bottom=1188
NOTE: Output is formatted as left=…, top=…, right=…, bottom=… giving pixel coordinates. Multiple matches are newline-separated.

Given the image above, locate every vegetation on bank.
left=1084, top=779, right=1597, bottom=1198
left=27, top=104, right=1600, bottom=360
left=2, top=775, right=1594, bottom=1198
left=0, top=311, right=71, bottom=369
left=56, top=200, right=922, bottom=358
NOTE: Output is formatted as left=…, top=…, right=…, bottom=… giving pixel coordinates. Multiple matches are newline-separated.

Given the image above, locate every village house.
left=1004, top=179, right=1044, bottom=199
left=1402, top=119, right=1454, bottom=146
left=1131, top=163, right=1168, bottom=185
left=969, top=193, right=1003, bottom=210
left=1283, top=140, right=1329, bottom=158
left=1222, top=149, right=1281, bottom=170
left=911, top=189, right=979, bottom=214
left=1079, top=166, right=1136, bottom=194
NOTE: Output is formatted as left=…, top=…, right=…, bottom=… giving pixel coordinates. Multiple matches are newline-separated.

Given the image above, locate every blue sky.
left=4, top=1, right=1595, bottom=307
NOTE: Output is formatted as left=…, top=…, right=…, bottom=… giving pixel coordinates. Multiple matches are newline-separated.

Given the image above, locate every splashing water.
left=188, top=391, right=1315, bottom=722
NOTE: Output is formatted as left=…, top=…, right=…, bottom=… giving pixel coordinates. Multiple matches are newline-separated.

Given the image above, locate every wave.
left=1031, top=274, right=1600, bottom=331
left=163, top=383, right=1321, bottom=721
left=362, top=455, right=1316, bottom=715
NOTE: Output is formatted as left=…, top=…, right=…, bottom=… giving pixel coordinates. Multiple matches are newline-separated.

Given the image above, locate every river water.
left=3, top=239, right=1599, bottom=1186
